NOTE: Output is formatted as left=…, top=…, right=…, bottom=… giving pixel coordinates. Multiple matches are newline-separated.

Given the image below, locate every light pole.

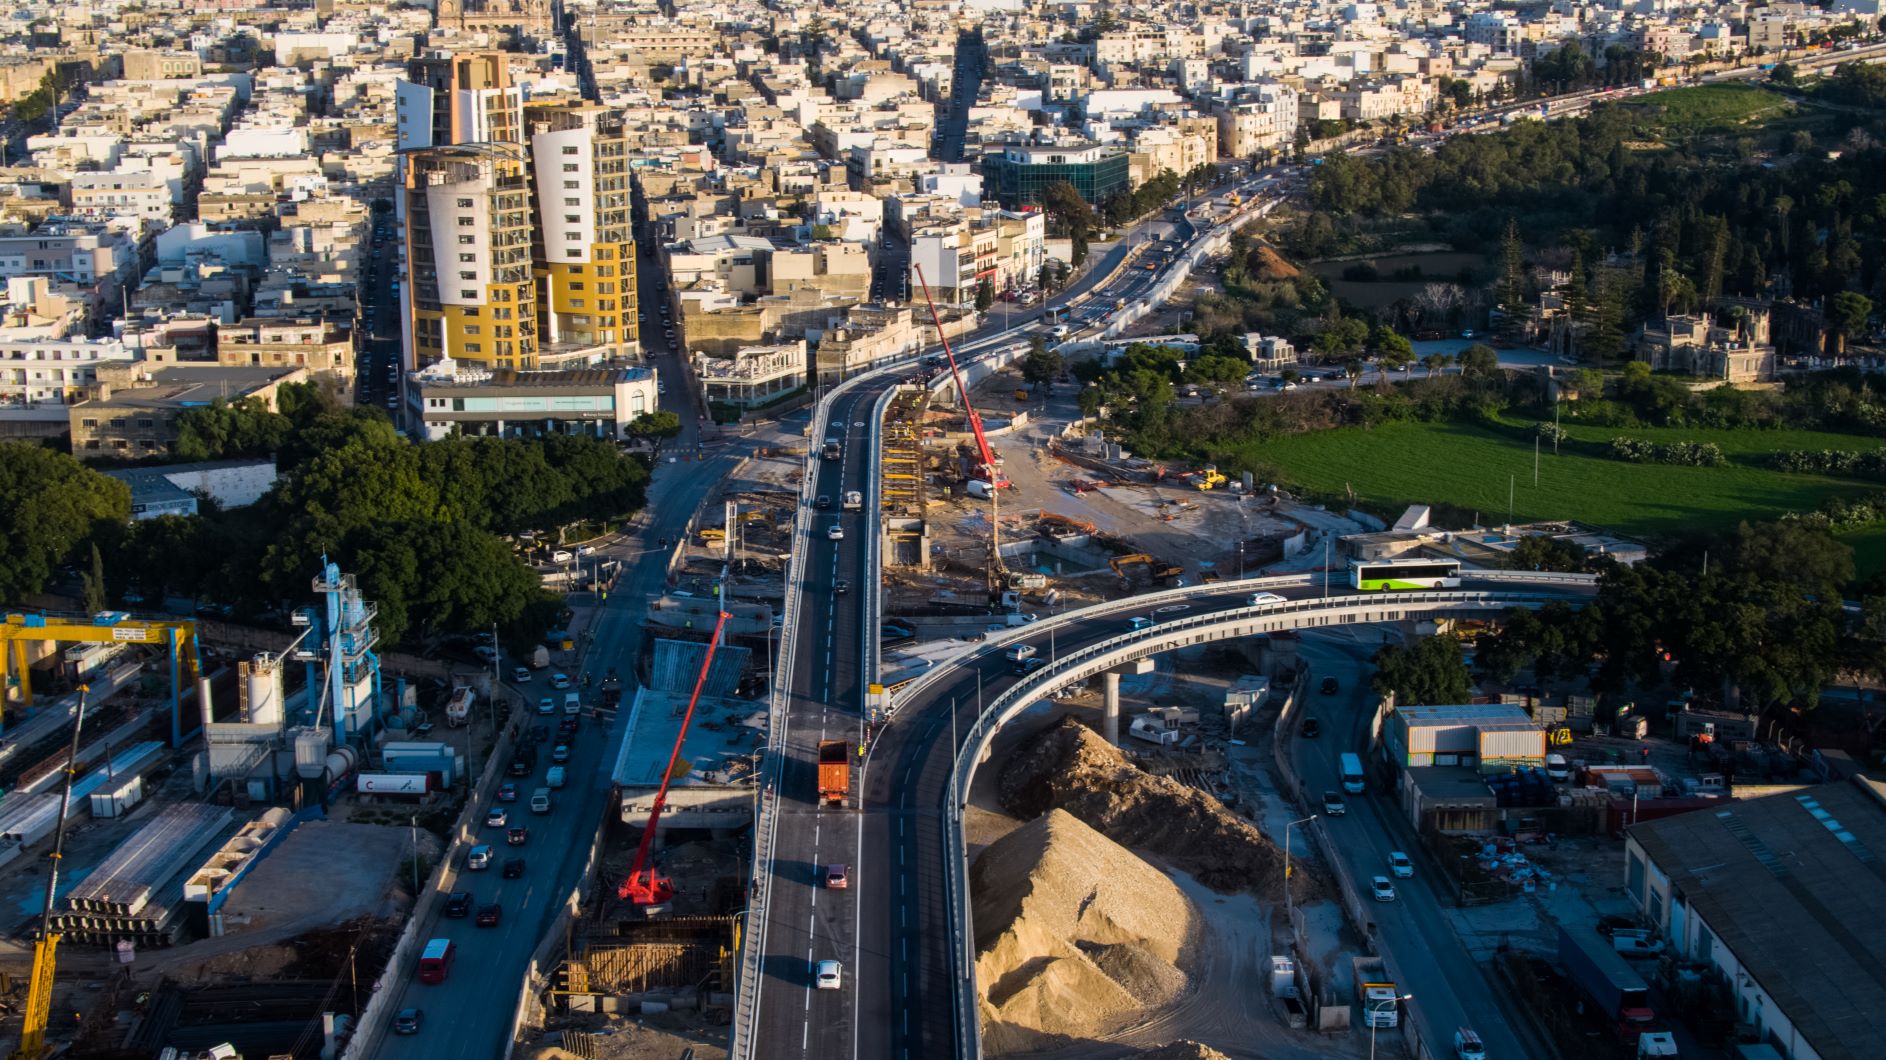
left=1369, top=993, right=1414, bottom=1059
left=409, top=814, right=420, bottom=895
left=1284, top=814, right=1316, bottom=919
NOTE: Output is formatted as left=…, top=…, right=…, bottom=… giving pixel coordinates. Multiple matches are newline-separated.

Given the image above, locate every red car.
left=475, top=903, right=501, bottom=927
left=507, top=827, right=529, bottom=846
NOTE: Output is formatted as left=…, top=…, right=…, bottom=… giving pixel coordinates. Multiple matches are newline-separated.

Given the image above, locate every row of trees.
left=0, top=403, right=652, bottom=647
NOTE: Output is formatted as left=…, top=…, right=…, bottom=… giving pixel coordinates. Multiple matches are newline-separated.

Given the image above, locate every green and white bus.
left=1350, top=558, right=1461, bottom=591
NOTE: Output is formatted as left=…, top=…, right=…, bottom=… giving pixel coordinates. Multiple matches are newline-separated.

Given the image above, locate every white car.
left=550, top=550, right=574, bottom=564
left=827, top=523, right=845, bottom=541
left=1371, top=876, right=1396, bottom=902
left=1248, top=592, right=1286, bottom=606
left=815, top=959, right=842, bottom=990
left=1388, top=851, right=1414, bottom=878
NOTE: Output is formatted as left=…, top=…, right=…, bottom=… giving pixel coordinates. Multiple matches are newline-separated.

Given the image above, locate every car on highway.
left=1320, top=676, right=1340, bottom=695
left=551, top=549, right=574, bottom=563
left=1371, top=876, right=1397, bottom=902
left=558, top=716, right=580, bottom=738
left=1248, top=592, right=1286, bottom=606
left=503, top=856, right=527, bottom=879
left=538, top=696, right=555, bottom=715
left=484, top=808, right=508, bottom=828
left=551, top=743, right=570, bottom=763
left=1388, top=851, right=1414, bottom=878
left=550, top=672, right=572, bottom=690
left=476, top=903, right=502, bottom=927
left=835, top=579, right=850, bottom=595
left=1127, top=616, right=1152, bottom=631
left=497, top=783, right=518, bottom=802
left=443, top=891, right=472, bottom=918
left=512, top=666, right=531, bottom=682
left=815, top=959, right=842, bottom=990
left=467, top=844, right=492, bottom=870
left=507, top=826, right=529, bottom=845
left=1322, top=791, right=1347, bottom=816
left=1299, top=717, right=1321, bottom=738
left=816, top=495, right=831, bottom=509
left=825, top=864, right=849, bottom=889
left=392, top=1007, right=425, bottom=1035
left=1454, top=1028, right=1486, bottom=1060
left=827, top=523, right=845, bottom=540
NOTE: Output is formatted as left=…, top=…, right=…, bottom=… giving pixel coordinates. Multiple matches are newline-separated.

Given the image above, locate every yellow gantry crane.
left=14, top=684, right=91, bottom=1060
left=0, top=611, right=202, bottom=746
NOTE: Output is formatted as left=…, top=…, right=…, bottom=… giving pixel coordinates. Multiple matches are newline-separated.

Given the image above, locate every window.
left=569, top=282, right=585, bottom=291
left=562, top=164, right=579, bottom=173
left=465, top=325, right=481, bottom=335
left=137, top=418, right=153, bottom=428
left=564, top=197, right=580, bottom=207
left=458, top=235, right=475, bottom=245
left=457, top=198, right=474, bottom=208
left=461, top=289, right=478, bottom=299
left=598, top=283, right=615, bottom=294
left=81, top=418, right=97, bottom=428
left=464, top=343, right=482, bottom=353
left=458, top=217, right=475, bottom=227
left=565, top=232, right=581, bottom=241
left=459, top=253, right=476, bottom=263
left=570, top=299, right=585, bottom=308
left=563, top=180, right=579, bottom=189
left=459, top=271, right=477, bottom=280
left=596, top=266, right=614, bottom=277
left=561, top=145, right=579, bottom=155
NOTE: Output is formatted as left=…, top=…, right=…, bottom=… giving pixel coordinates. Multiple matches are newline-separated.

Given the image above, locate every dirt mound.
left=1000, top=718, right=1321, bottom=903
left=1137, top=1042, right=1233, bottom=1060
left=1248, top=243, right=1300, bottom=281
left=972, top=809, right=1197, bottom=1054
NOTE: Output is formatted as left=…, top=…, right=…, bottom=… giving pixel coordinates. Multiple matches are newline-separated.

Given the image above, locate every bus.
left=1340, top=753, right=1365, bottom=794
left=417, top=938, right=456, bottom=983
left=1350, top=558, right=1461, bottom=591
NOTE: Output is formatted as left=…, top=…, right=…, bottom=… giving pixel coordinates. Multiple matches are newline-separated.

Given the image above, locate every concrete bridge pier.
left=1101, top=658, right=1156, bottom=745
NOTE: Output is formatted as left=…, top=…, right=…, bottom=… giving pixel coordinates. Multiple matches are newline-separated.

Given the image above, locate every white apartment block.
left=0, top=337, right=135, bottom=405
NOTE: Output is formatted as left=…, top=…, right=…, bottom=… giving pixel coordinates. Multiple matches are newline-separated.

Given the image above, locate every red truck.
left=817, top=740, right=850, bottom=806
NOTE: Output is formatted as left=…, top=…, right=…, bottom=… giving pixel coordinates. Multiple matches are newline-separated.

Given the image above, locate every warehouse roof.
left=1630, top=777, right=1886, bottom=1060
left=1392, top=703, right=1536, bottom=731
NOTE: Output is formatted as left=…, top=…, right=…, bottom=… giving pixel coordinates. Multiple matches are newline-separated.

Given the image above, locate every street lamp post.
left=1368, top=993, right=1415, bottom=1060
left=1284, top=814, right=1317, bottom=919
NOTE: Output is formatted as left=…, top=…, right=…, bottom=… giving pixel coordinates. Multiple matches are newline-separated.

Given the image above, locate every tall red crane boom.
left=912, top=264, right=1007, bottom=487
left=619, top=611, right=731, bottom=904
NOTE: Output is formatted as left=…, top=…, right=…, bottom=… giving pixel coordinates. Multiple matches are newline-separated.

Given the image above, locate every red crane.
left=619, top=611, right=731, bottom=905
left=912, top=264, right=1007, bottom=489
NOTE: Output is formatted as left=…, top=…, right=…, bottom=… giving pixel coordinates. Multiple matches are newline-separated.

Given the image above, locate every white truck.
left=445, top=686, right=475, bottom=727
left=1352, top=956, right=1400, bottom=1028
left=842, top=490, right=863, bottom=511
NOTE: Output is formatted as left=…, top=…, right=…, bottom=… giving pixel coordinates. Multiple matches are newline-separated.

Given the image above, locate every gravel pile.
left=972, top=809, right=1197, bottom=1054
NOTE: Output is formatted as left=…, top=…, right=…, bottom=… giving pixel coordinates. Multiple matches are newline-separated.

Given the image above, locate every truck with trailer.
left=817, top=740, right=850, bottom=806
left=1351, top=956, right=1400, bottom=1028
left=1557, top=924, right=1658, bottom=1041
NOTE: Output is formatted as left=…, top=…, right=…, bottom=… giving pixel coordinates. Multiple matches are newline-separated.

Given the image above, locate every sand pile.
left=972, top=809, right=1198, bottom=1054
left=1247, top=243, right=1300, bottom=281
left=1137, top=1043, right=1234, bottom=1060
left=1000, top=718, right=1321, bottom=902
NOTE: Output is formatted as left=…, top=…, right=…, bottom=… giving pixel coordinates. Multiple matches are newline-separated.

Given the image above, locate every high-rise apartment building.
left=526, top=101, right=638, bottom=362
left=396, top=54, right=639, bottom=374
left=404, top=144, right=537, bottom=369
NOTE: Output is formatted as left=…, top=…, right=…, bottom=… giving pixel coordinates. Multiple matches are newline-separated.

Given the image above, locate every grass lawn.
left=1503, top=416, right=1886, bottom=461
left=1620, top=82, right=1792, bottom=131
left=1254, top=419, right=1869, bottom=541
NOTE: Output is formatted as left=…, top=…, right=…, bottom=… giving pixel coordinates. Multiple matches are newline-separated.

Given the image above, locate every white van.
left=563, top=692, right=581, bottom=715
left=530, top=788, right=552, bottom=814
left=467, top=844, right=493, bottom=870
left=546, top=766, right=566, bottom=789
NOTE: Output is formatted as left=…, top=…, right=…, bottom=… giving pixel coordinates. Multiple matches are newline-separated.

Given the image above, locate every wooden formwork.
left=562, top=916, right=736, bottom=995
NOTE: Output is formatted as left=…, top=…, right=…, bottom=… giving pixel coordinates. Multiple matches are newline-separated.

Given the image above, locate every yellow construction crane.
left=15, top=684, right=91, bottom=1060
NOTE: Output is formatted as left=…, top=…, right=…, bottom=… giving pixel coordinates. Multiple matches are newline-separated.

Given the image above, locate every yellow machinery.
left=0, top=611, right=201, bottom=746
left=1547, top=725, right=1574, bottom=747
left=15, top=685, right=90, bottom=1060
left=1108, top=553, right=1155, bottom=578
left=1188, top=465, right=1228, bottom=491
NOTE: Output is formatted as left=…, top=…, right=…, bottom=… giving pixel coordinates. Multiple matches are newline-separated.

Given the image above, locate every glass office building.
left=980, top=142, right=1130, bottom=208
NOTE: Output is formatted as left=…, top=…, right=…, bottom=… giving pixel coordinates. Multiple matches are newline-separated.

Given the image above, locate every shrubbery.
left=1608, top=437, right=1725, bottom=466
left=1770, top=449, right=1886, bottom=478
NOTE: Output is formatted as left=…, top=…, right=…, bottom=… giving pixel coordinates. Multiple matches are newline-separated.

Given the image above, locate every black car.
left=392, top=1007, right=424, bottom=1035
left=1299, top=717, right=1322, bottom=738
left=1320, top=676, right=1340, bottom=695
left=476, top=903, right=502, bottom=927
left=816, top=495, right=831, bottom=509
left=443, top=891, right=472, bottom=918
left=835, top=579, right=850, bottom=595
left=503, top=856, right=527, bottom=879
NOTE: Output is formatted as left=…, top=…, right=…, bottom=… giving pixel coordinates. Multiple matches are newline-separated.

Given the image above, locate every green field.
left=1253, top=420, right=1883, bottom=555
left=1620, top=82, right=1792, bottom=131
left=1509, top=418, right=1886, bottom=460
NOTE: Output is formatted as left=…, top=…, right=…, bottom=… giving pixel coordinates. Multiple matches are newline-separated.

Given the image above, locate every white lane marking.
left=900, top=905, right=906, bottom=928
left=804, top=1023, right=810, bottom=1050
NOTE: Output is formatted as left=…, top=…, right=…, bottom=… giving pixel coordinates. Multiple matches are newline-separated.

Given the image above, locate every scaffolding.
left=881, top=391, right=928, bottom=568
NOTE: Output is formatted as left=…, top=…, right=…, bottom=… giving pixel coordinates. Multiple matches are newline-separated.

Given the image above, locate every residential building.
left=1243, top=333, right=1298, bottom=371
left=1636, top=307, right=1776, bottom=383
left=526, top=101, right=639, bottom=364
left=0, top=337, right=135, bottom=406
left=404, top=143, right=538, bottom=371
left=693, top=341, right=807, bottom=411
left=67, top=363, right=308, bottom=460
left=217, top=318, right=355, bottom=383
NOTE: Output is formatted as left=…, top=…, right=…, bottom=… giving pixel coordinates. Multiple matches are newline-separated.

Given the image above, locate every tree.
left=1041, top=180, right=1095, bottom=244
left=0, top=442, right=130, bottom=602
left=1504, top=535, right=1596, bottom=573
left=974, top=278, right=995, bottom=312
left=1828, top=291, right=1874, bottom=356
left=1373, top=327, right=1415, bottom=377
left=82, top=542, right=106, bottom=613
left=1343, top=359, right=1365, bottom=390
left=1371, top=634, right=1472, bottom=705
left=1458, top=344, right=1500, bottom=378
left=1021, top=345, right=1064, bottom=386
left=626, top=411, right=683, bottom=452
left=1185, top=354, right=1251, bottom=391
left=1496, top=218, right=1529, bottom=344
left=1421, top=352, right=1450, bottom=378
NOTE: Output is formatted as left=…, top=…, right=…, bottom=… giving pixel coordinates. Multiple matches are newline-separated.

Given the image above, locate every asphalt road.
left=372, top=415, right=726, bottom=1059
left=840, top=575, right=1595, bottom=1057
left=1293, top=633, right=1537, bottom=1058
